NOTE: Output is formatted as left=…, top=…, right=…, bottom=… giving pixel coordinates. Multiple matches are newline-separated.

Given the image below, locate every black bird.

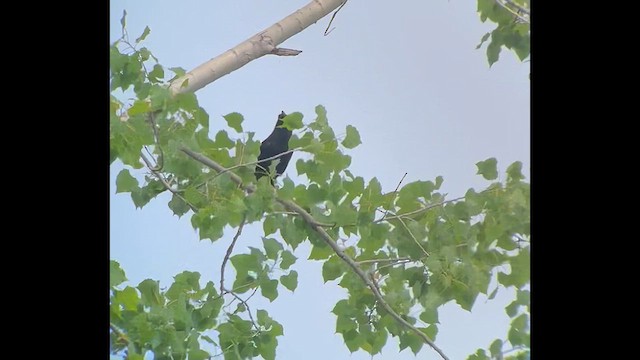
left=255, top=111, right=293, bottom=184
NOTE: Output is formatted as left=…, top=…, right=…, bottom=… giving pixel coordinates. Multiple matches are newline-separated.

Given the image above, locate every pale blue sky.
left=110, top=1, right=529, bottom=359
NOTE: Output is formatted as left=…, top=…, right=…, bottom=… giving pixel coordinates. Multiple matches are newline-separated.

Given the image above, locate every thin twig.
left=380, top=172, right=407, bottom=221
left=110, top=322, right=129, bottom=345
left=396, top=216, right=430, bottom=257
left=140, top=151, right=198, bottom=212
left=220, top=215, right=247, bottom=294
left=265, top=211, right=333, bottom=227
left=376, top=259, right=416, bottom=273
left=145, top=111, right=163, bottom=171
left=356, top=257, right=412, bottom=265
left=376, top=188, right=499, bottom=223
left=222, top=287, right=260, bottom=332
left=324, top=0, right=348, bottom=36
left=243, top=287, right=260, bottom=303
left=180, top=146, right=450, bottom=360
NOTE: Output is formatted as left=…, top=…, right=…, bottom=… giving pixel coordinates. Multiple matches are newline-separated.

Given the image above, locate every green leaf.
left=272, top=175, right=292, bottom=197
left=508, top=314, right=529, bottom=346
left=280, top=217, right=306, bottom=250
left=344, top=176, right=365, bottom=201
left=148, top=64, right=164, bottom=82
left=314, top=105, right=328, bottom=127
left=435, top=175, right=444, bottom=189
left=360, top=178, right=385, bottom=212
left=135, top=26, right=151, bottom=43
left=183, top=187, right=206, bottom=208
left=168, top=194, right=190, bottom=217
left=282, top=112, right=304, bottom=130
left=166, top=271, right=201, bottom=300
left=507, top=161, right=525, bottom=182
left=343, top=329, right=363, bottom=352
left=256, top=309, right=284, bottom=336
left=322, top=255, right=344, bottom=282
left=489, top=339, right=503, bottom=357
left=517, top=289, right=530, bottom=305
left=114, top=286, right=139, bottom=310
left=476, top=32, right=491, bottom=49
left=418, top=325, right=438, bottom=341
left=476, top=158, right=498, bottom=180
left=398, top=331, right=423, bottom=354
left=331, top=203, right=358, bottom=227
left=230, top=253, right=262, bottom=273
left=260, top=278, right=278, bottom=302
left=332, top=299, right=357, bottom=317
left=138, top=279, right=163, bottom=307
left=468, top=349, right=490, bottom=360
left=175, top=92, right=199, bottom=112
left=288, top=131, right=312, bottom=150
left=487, top=34, right=502, bottom=67
left=169, top=66, right=186, bottom=78
left=115, top=169, right=139, bottom=193
left=263, top=215, right=280, bottom=236
left=419, top=307, right=439, bottom=324
left=214, top=130, right=234, bottom=148
left=336, top=314, right=357, bottom=333
left=128, top=100, right=151, bottom=116
left=254, top=311, right=282, bottom=360
left=280, top=271, right=298, bottom=291
left=365, top=327, right=388, bottom=354
left=262, top=238, right=283, bottom=260
left=308, top=243, right=334, bottom=260
left=342, top=125, right=362, bottom=149
left=505, top=300, right=519, bottom=317
left=280, top=250, right=297, bottom=270
left=187, top=349, right=209, bottom=360
left=497, top=248, right=530, bottom=288
left=110, top=260, right=127, bottom=287
left=223, top=112, right=243, bottom=133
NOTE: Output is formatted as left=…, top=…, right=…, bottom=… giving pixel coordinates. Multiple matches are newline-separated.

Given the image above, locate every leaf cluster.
left=110, top=17, right=529, bottom=359
left=476, top=0, right=530, bottom=66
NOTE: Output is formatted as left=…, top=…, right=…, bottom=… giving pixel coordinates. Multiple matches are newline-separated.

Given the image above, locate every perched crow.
left=255, top=111, right=293, bottom=184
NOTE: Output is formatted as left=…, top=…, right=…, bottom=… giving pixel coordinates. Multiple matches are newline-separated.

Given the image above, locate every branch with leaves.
left=179, top=146, right=450, bottom=360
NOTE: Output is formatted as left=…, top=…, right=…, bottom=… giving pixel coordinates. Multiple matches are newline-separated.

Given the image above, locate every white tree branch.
left=169, top=0, right=347, bottom=95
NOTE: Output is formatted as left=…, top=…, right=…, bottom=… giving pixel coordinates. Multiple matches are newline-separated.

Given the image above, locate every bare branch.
left=220, top=215, right=247, bottom=294
left=222, top=286, right=260, bottom=332
left=324, top=0, right=349, bottom=36
left=380, top=172, right=407, bottom=221
left=169, top=0, right=348, bottom=95
left=179, top=146, right=450, bottom=360
left=270, top=48, right=302, bottom=56
left=356, top=257, right=413, bottom=266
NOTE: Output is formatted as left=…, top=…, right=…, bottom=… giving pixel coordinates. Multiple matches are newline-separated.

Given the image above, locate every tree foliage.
left=110, top=7, right=529, bottom=360
left=476, top=0, right=530, bottom=66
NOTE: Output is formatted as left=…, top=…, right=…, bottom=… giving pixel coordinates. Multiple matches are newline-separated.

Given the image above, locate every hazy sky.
left=110, top=1, right=530, bottom=359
